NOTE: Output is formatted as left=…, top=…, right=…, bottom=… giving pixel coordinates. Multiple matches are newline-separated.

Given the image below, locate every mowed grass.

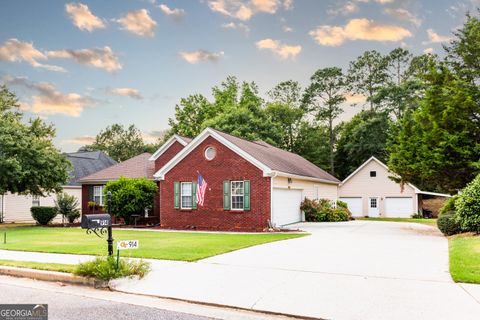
left=448, top=233, right=480, bottom=284
left=356, top=217, right=437, bottom=226
left=0, top=227, right=306, bottom=261
left=0, top=259, right=76, bottom=273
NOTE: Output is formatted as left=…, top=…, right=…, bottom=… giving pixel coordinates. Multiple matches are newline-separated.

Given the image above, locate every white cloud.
left=283, top=0, right=293, bottom=10
left=116, top=9, right=157, bottom=37
left=328, top=1, right=359, bottom=16
left=384, top=8, right=421, bottom=27
left=423, top=47, right=434, bottom=54
left=208, top=0, right=285, bottom=21
left=158, top=4, right=186, bottom=20
left=65, top=3, right=105, bottom=32
left=65, top=135, right=96, bottom=145
left=109, top=87, right=143, bottom=100
left=423, top=29, right=452, bottom=44
left=309, top=18, right=412, bottom=46
left=282, top=25, right=293, bottom=32
left=4, top=76, right=95, bottom=117
left=344, top=93, right=367, bottom=104
left=256, top=38, right=301, bottom=60
left=222, top=22, right=250, bottom=34
left=179, top=50, right=225, bottom=64
left=47, top=46, right=122, bottom=72
left=0, top=38, right=65, bottom=72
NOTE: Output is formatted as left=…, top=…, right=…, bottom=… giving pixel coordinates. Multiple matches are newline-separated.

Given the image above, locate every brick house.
left=80, top=129, right=340, bottom=231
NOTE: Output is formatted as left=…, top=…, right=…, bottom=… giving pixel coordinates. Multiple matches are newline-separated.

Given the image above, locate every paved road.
left=0, top=281, right=207, bottom=320
left=0, top=276, right=293, bottom=320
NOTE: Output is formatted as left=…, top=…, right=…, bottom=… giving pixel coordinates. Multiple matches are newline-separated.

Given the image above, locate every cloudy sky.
left=0, top=0, right=476, bottom=152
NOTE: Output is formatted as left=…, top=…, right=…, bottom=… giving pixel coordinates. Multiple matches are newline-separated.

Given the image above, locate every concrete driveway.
left=111, top=221, right=480, bottom=320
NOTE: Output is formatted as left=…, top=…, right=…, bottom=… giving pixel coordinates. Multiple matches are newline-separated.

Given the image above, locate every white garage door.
left=385, top=197, right=413, bottom=218
left=339, top=197, right=363, bottom=217
left=272, top=188, right=302, bottom=227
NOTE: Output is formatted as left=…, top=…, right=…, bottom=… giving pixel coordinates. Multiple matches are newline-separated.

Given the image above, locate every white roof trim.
left=148, top=135, right=189, bottom=161
left=341, top=156, right=419, bottom=191
left=153, top=128, right=272, bottom=180
left=415, top=190, right=452, bottom=197
left=272, top=171, right=340, bottom=185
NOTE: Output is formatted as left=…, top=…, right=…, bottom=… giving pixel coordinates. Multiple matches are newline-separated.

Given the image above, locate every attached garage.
left=339, top=197, right=363, bottom=217
left=385, top=197, right=414, bottom=218
left=272, top=188, right=303, bottom=226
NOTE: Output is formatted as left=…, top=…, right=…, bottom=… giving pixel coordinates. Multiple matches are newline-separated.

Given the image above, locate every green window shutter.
left=88, top=185, right=94, bottom=201
left=192, top=182, right=197, bottom=209
left=174, top=182, right=180, bottom=209
left=243, top=180, right=250, bottom=211
left=223, top=180, right=230, bottom=210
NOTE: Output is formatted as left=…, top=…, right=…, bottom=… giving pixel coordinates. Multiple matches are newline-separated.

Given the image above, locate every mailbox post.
left=107, top=191, right=113, bottom=256
left=80, top=191, right=114, bottom=256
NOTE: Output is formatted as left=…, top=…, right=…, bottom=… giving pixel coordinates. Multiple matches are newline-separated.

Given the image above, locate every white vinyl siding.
left=231, top=181, right=244, bottom=210
left=181, top=182, right=193, bottom=209
left=93, top=186, right=104, bottom=205
left=32, top=196, right=40, bottom=207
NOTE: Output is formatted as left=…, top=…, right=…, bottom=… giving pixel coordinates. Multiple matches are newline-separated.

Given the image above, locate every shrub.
left=300, top=198, right=351, bottom=222
left=437, top=213, right=461, bottom=236
left=30, top=206, right=58, bottom=225
left=456, top=174, right=480, bottom=233
left=74, top=256, right=151, bottom=281
left=104, top=177, right=158, bottom=224
left=55, top=192, right=80, bottom=223
left=439, top=195, right=458, bottom=217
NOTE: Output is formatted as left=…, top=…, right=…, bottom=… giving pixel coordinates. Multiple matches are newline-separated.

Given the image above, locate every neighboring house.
left=338, top=156, right=451, bottom=218
left=80, top=129, right=340, bottom=231
left=0, top=148, right=116, bottom=223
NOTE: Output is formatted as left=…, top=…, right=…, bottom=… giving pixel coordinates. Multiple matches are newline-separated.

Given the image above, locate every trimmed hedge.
left=439, top=195, right=458, bottom=217
left=30, top=206, right=58, bottom=225
left=437, top=213, right=461, bottom=236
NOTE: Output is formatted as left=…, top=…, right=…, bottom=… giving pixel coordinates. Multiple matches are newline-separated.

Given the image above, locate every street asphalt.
left=0, top=281, right=207, bottom=320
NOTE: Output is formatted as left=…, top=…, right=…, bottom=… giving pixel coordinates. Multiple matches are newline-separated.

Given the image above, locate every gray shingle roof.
left=78, top=153, right=154, bottom=183
left=66, top=150, right=117, bottom=186
left=212, top=129, right=340, bottom=183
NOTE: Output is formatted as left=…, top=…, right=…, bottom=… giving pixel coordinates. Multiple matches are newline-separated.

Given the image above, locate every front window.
left=231, top=181, right=244, bottom=210
left=94, top=186, right=104, bottom=205
left=32, top=196, right=40, bottom=207
left=181, top=182, right=193, bottom=209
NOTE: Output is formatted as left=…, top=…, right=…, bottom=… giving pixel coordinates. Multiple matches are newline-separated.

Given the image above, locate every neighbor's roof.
left=65, top=150, right=117, bottom=186
left=154, top=127, right=340, bottom=184
left=79, top=153, right=154, bottom=183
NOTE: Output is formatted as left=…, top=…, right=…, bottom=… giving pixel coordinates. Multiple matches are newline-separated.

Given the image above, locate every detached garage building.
left=338, top=157, right=450, bottom=218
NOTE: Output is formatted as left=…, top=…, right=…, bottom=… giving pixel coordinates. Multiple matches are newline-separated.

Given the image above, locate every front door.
left=368, top=197, right=380, bottom=217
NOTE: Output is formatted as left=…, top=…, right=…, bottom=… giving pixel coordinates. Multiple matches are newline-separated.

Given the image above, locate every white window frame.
left=231, top=181, right=244, bottom=211
left=32, top=196, right=40, bottom=207
left=93, top=186, right=104, bottom=205
left=181, top=182, right=193, bottom=209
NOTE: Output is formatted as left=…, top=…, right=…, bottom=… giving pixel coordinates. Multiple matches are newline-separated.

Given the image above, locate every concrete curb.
left=0, top=266, right=109, bottom=288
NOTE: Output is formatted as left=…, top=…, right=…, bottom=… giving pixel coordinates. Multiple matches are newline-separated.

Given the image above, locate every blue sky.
left=0, top=0, right=476, bottom=152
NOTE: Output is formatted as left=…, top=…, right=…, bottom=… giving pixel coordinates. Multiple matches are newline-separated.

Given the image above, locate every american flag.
left=196, top=173, right=207, bottom=206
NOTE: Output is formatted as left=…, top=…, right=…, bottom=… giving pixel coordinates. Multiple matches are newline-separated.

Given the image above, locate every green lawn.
left=0, top=227, right=306, bottom=261
left=356, top=217, right=437, bottom=226
left=0, top=259, right=76, bottom=273
left=448, top=233, right=480, bottom=284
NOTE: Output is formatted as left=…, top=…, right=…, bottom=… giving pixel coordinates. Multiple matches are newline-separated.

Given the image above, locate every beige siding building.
left=338, top=157, right=450, bottom=218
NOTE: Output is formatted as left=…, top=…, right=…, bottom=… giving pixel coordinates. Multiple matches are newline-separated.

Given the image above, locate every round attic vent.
left=205, top=147, right=216, bottom=160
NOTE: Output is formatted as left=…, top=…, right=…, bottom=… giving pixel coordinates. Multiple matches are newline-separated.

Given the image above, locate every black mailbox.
left=81, top=214, right=112, bottom=229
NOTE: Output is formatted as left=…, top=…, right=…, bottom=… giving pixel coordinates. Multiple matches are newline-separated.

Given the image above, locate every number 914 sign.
left=117, top=240, right=139, bottom=250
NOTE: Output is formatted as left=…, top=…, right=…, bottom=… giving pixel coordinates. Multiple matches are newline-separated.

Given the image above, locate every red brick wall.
left=81, top=184, right=105, bottom=214
left=159, top=136, right=271, bottom=232
left=154, top=141, right=185, bottom=172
